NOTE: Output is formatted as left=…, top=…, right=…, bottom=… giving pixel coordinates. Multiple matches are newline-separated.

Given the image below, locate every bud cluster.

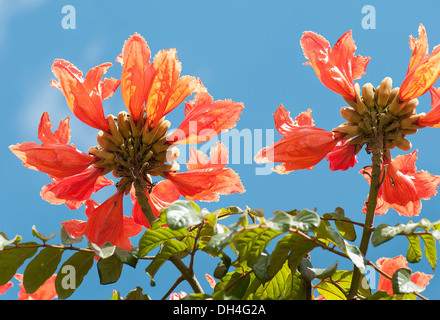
left=333, top=77, right=425, bottom=155
left=89, top=112, right=180, bottom=193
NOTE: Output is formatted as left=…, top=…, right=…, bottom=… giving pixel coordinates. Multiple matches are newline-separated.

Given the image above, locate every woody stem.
left=133, top=178, right=204, bottom=294
left=348, top=129, right=384, bottom=299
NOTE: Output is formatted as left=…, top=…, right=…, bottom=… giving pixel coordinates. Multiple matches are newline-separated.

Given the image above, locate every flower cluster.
left=256, top=24, right=440, bottom=217
left=10, top=33, right=245, bottom=248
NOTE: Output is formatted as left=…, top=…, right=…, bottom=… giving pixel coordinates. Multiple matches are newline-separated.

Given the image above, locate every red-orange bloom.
left=417, top=87, right=440, bottom=127
left=300, top=30, right=370, bottom=101
left=0, top=282, right=13, bottom=296
left=169, top=92, right=245, bottom=144
left=63, top=192, right=142, bottom=250
left=167, top=141, right=245, bottom=201
left=376, top=256, right=433, bottom=296
left=9, top=113, right=96, bottom=179
left=40, top=167, right=113, bottom=210
left=14, top=274, right=57, bottom=300
left=325, top=141, right=357, bottom=171
left=11, top=32, right=244, bottom=249
left=51, top=60, right=120, bottom=132
left=361, top=150, right=440, bottom=217
left=399, top=24, right=440, bottom=102
left=255, top=105, right=341, bottom=174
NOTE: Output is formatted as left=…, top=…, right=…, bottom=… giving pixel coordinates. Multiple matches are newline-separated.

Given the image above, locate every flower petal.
left=51, top=59, right=111, bottom=132
left=325, top=141, right=358, bottom=171
left=381, top=161, right=421, bottom=217
left=101, top=78, right=121, bottom=100
left=144, top=49, right=180, bottom=127
left=376, top=255, right=408, bottom=295
left=413, top=170, right=440, bottom=200
left=301, top=31, right=362, bottom=101
left=61, top=219, right=86, bottom=238
left=145, top=50, right=202, bottom=128
left=400, top=25, right=440, bottom=101
left=416, top=88, right=440, bottom=127
left=169, top=92, right=244, bottom=144
left=407, top=24, right=429, bottom=74
left=0, top=282, right=13, bottom=296
left=40, top=167, right=113, bottom=209
left=84, top=191, right=125, bottom=247
left=255, top=125, right=338, bottom=172
left=38, top=112, right=71, bottom=145
left=186, top=141, right=228, bottom=171
left=9, top=142, right=96, bottom=179
left=167, top=167, right=245, bottom=202
left=273, top=105, right=314, bottom=136
left=120, top=33, right=151, bottom=122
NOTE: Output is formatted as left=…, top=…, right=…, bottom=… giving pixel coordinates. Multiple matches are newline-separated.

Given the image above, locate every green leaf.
left=88, top=241, right=116, bottom=259
left=32, top=225, right=56, bottom=242
left=206, top=230, right=236, bottom=251
left=406, top=235, right=422, bottom=263
left=267, top=233, right=312, bottom=278
left=138, top=227, right=190, bottom=257
left=234, top=227, right=282, bottom=266
left=229, top=212, right=248, bottom=228
left=323, top=208, right=357, bottom=241
left=0, top=242, right=38, bottom=285
left=286, top=236, right=317, bottom=273
left=213, top=270, right=251, bottom=299
left=266, top=211, right=292, bottom=231
left=60, top=225, right=83, bottom=246
left=97, top=255, right=123, bottom=285
left=392, top=268, right=425, bottom=294
left=165, top=200, right=203, bottom=230
left=252, top=262, right=294, bottom=300
left=124, top=287, right=151, bottom=300
left=297, top=258, right=315, bottom=281
left=252, top=253, right=272, bottom=283
left=55, top=251, right=95, bottom=299
left=114, top=247, right=139, bottom=268
left=23, top=247, right=64, bottom=294
left=314, top=221, right=346, bottom=251
left=344, top=241, right=366, bottom=273
left=371, top=224, right=403, bottom=247
left=316, top=270, right=370, bottom=300
left=291, top=209, right=320, bottom=232
left=145, top=239, right=188, bottom=284
left=248, top=208, right=264, bottom=218
left=311, top=261, right=338, bottom=280
left=0, top=233, right=22, bottom=251
left=213, top=253, right=231, bottom=279
left=420, top=234, right=437, bottom=271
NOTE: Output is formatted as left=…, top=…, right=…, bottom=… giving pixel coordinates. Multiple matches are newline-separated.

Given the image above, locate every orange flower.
left=325, top=141, right=358, bottom=171
left=417, top=87, right=440, bottom=127
left=399, top=24, right=440, bottom=102
left=300, top=30, right=370, bottom=101
left=361, top=150, right=440, bottom=217
left=376, top=256, right=433, bottom=296
left=14, top=274, right=57, bottom=300
left=51, top=60, right=120, bottom=132
left=167, top=141, right=245, bottom=201
left=255, top=105, right=341, bottom=174
left=0, top=282, right=13, bottom=296
left=62, top=192, right=142, bottom=249
left=11, top=32, right=245, bottom=248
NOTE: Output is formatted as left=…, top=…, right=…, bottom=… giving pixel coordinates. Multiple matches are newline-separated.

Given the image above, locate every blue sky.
left=2, top=0, right=440, bottom=300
